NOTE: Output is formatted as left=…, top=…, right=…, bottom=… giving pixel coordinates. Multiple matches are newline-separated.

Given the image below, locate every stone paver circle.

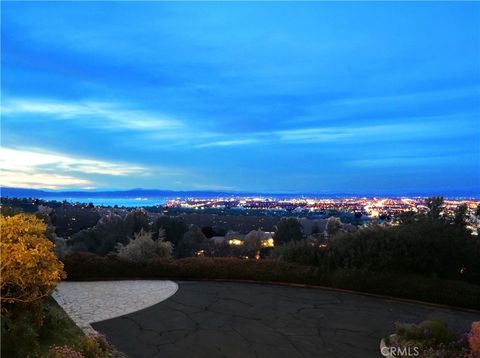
left=53, top=280, right=178, bottom=333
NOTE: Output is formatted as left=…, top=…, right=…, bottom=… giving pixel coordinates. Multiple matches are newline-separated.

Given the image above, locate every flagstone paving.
left=91, top=281, right=479, bottom=358
left=53, top=280, right=178, bottom=333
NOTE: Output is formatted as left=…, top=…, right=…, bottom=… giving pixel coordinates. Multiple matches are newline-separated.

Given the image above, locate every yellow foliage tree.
left=1, top=214, right=64, bottom=305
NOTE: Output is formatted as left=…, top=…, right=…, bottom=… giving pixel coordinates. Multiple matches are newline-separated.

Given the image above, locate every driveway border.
left=64, top=277, right=480, bottom=314
left=181, top=278, right=480, bottom=314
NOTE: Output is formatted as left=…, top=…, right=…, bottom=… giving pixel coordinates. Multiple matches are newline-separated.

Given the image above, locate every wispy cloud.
left=1, top=169, right=92, bottom=190
left=329, top=86, right=480, bottom=107
left=1, top=98, right=238, bottom=146
left=275, top=115, right=477, bottom=144
left=276, top=127, right=350, bottom=143
left=0, top=147, right=147, bottom=189
left=1, top=99, right=183, bottom=131
left=195, top=139, right=259, bottom=148
left=1, top=147, right=145, bottom=176
left=347, top=154, right=472, bottom=168
left=284, top=87, right=480, bottom=126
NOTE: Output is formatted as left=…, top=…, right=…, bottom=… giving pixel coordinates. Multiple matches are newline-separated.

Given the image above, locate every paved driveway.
left=92, top=281, right=479, bottom=358
left=53, top=280, right=178, bottom=333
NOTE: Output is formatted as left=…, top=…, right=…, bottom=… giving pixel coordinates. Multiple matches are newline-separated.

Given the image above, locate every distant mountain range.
left=1, top=187, right=479, bottom=199
left=1, top=187, right=247, bottom=199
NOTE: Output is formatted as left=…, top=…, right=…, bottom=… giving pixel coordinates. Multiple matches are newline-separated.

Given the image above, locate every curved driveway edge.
left=93, top=281, right=479, bottom=358
left=178, top=278, right=480, bottom=313
left=53, top=280, right=178, bottom=334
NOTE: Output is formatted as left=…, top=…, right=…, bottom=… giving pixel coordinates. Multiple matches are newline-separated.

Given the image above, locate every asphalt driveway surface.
left=92, top=281, right=479, bottom=358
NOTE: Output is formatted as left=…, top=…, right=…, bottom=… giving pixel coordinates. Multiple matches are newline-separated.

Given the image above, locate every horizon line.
left=2, top=186, right=480, bottom=199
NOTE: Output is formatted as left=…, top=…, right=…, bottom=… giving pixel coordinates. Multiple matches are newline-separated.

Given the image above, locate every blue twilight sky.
left=1, top=1, right=479, bottom=195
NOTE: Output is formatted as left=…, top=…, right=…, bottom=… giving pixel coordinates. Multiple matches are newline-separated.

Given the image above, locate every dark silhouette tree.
left=325, top=217, right=342, bottom=238
left=311, top=223, right=320, bottom=235
left=51, top=205, right=100, bottom=238
left=453, top=204, right=468, bottom=226
left=274, top=217, right=303, bottom=244
left=425, top=196, right=444, bottom=219
left=152, top=216, right=188, bottom=245
left=201, top=226, right=215, bottom=238
left=176, top=225, right=208, bottom=258
left=69, top=213, right=127, bottom=255
left=327, top=220, right=480, bottom=282
left=398, top=211, right=416, bottom=225
left=124, top=209, right=150, bottom=235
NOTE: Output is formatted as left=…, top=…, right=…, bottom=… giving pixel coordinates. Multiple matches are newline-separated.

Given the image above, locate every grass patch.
left=1, top=297, right=121, bottom=357
left=37, top=298, right=86, bottom=355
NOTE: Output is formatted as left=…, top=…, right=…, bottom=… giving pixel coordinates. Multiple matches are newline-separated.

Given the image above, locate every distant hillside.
left=1, top=187, right=478, bottom=199
left=0, top=187, right=245, bottom=199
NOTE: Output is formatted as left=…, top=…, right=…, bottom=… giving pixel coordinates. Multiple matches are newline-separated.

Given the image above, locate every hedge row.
left=62, top=253, right=480, bottom=310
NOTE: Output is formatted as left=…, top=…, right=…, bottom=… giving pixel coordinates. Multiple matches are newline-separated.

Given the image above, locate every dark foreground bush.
left=384, top=319, right=474, bottom=358
left=270, top=239, right=324, bottom=266
left=1, top=298, right=84, bottom=358
left=1, top=297, right=122, bottom=358
left=327, top=221, right=480, bottom=284
left=63, top=253, right=480, bottom=310
left=63, top=252, right=321, bottom=284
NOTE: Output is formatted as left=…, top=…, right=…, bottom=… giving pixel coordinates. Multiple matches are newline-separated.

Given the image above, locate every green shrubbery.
left=175, top=225, right=209, bottom=258
left=384, top=319, right=479, bottom=358
left=394, top=320, right=455, bottom=346
left=1, top=302, right=43, bottom=357
left=271, top=218, right=480, bottom=285
left=273, top=217, right=304, bottom=244
left=270, top=239, right=324, bottom=266
left=45, top=333, right=112, bottom=358
left=116, top=229, right=173, bottom=262
left=327, top=219, right=480, bottom=283
left=1, top=299, right=85, bottom=358
left=77, top=333, right=110, bottom=358
left=62, top=253, right=480, bottom=310
left=69, top=210, right=151, bottom=256
left=47, top=345, right=85, bottom=358
left=68, top=212, right=191, bottom=257
left=62, top=253, right=317, bottom=283
left=1, top=298, right=118, bottom=358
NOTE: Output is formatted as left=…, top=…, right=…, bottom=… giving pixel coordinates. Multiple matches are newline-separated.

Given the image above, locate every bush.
left=62, top=253, right=480, bottom=310
left=386, top=319, right=473, bottom=358
left=0, top=214, right=64, bottom=306
left=175, top=225, right=209, bottom=258
left=395, top=320, right=455, bottom=346
left=469, top=322, right=480, bottom=358
left=1, top=298, right=85, bottom=358
left=116, top=229, right=173, bottom=262
left=274, top=217, right=304, bottom=244
left=329, top=269, right=480, bottom=309
left=47, top=333, right=111, bottom=358
left=47, top=345, right=85, bottom=358
left=325, top=216, right=342, bottom=238
left=69, top=209, right=151, bottom=256
left=1, top=303, right=42, bottom=357
left=69, top=214, right=129, bottom=256
left=54, top=237, right=72, bottom=259
left=152, top=216, right=188, bottom=244
left=78, top=333, right=109, bottom=358
left=326, top=220, right=480, bottom=283
left=270, top=239, right=325, bottom=266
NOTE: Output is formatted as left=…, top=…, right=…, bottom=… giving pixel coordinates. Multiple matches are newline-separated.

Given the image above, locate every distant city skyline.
left=1, top=2, right=479, bottom=194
